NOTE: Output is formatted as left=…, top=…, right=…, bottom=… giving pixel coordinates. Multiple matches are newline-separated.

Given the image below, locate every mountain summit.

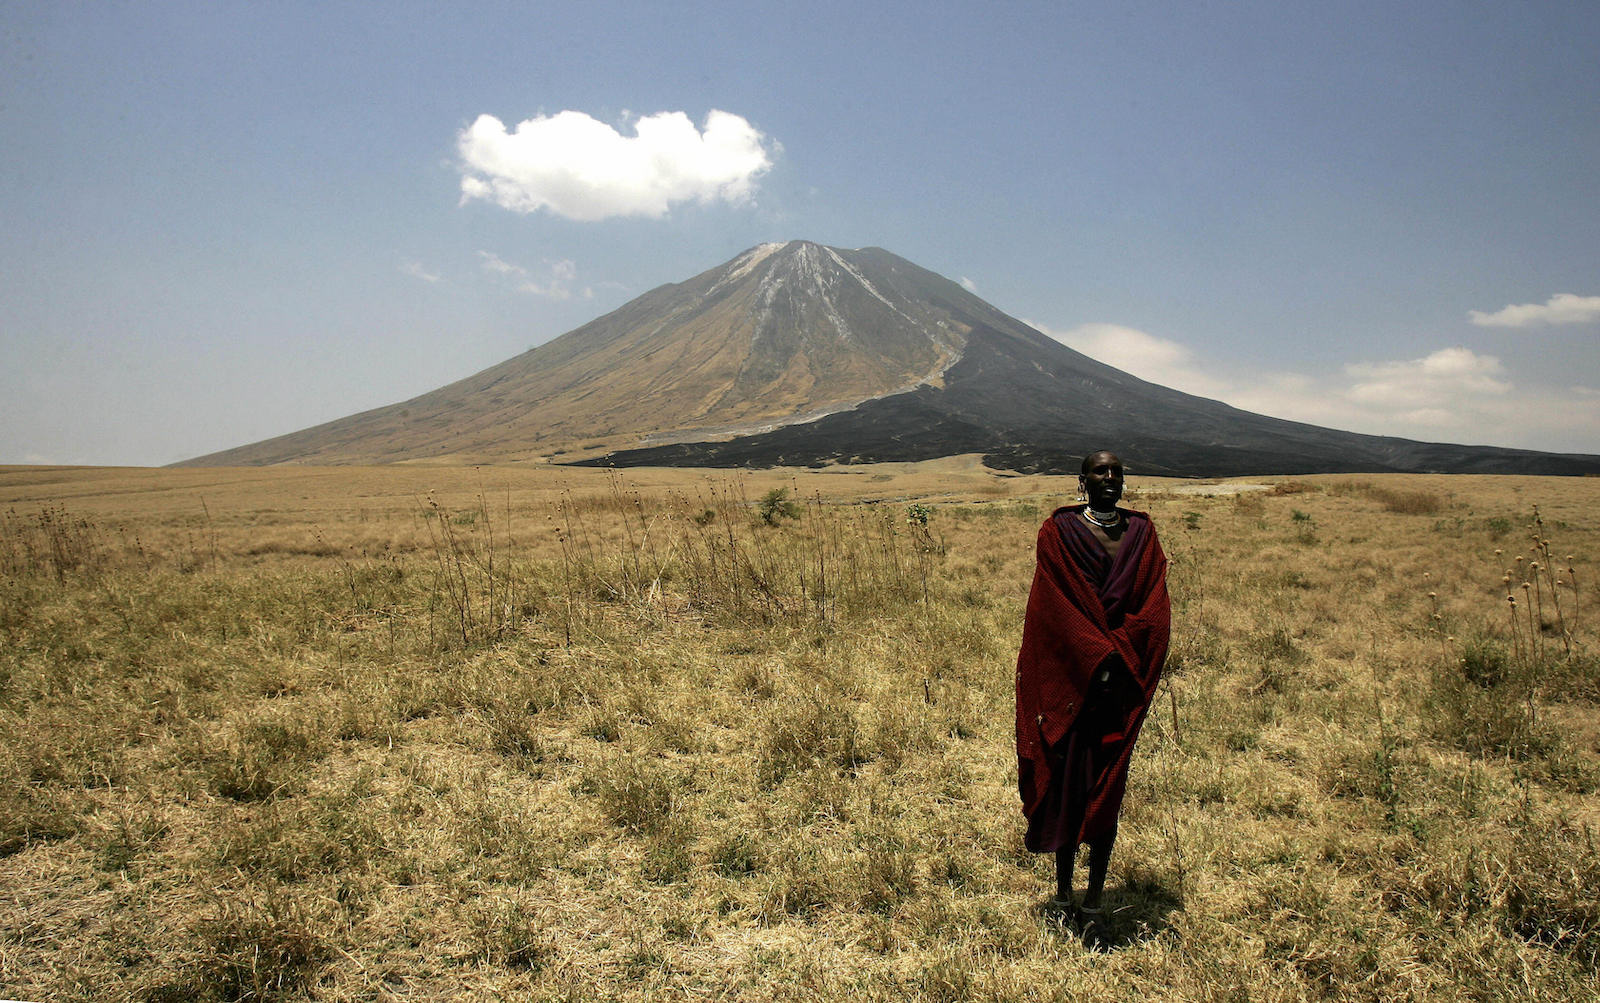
left=182, top=241, right=1600, bottom=476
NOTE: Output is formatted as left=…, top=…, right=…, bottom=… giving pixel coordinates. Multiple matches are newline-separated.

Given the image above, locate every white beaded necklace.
left=1084, top=507, right=1122, bottom=529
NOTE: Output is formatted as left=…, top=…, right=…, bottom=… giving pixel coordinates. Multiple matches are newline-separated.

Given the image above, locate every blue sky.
left=3, top=0, right=1597, bottom=466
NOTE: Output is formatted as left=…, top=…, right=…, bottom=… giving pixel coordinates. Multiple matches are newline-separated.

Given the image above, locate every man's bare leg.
left=1054, top=847, right=1076, bottom=903
left=1082, top=828, right=1117, bottom=909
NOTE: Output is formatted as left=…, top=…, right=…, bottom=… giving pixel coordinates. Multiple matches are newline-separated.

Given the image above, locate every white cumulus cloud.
left=1468, top=293, right=1600, bottom=328
left=478, top=251, right=588, bottom=300
left=458, top=109, right=774, bottom=221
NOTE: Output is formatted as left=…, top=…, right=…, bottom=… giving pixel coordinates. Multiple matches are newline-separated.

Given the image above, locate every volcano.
left=180, top=241, right=1600, bottom=476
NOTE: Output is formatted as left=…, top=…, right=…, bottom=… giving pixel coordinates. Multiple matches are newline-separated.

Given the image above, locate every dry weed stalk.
left=420, top=489, right=523, bottom=648
left=1433, top=504, right=1596, bottom=760
left=1, top=504, right=108, bottom=580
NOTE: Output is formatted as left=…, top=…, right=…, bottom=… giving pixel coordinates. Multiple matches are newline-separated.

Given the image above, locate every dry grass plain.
left=2, top=459, right=1597, bottom=1001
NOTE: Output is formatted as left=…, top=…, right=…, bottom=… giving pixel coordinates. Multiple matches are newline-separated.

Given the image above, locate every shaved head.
left=1081, top=450, right=1120, bottom=475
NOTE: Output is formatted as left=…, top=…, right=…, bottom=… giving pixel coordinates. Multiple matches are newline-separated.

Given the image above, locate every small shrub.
left=757, top=487, right=802, bottom=526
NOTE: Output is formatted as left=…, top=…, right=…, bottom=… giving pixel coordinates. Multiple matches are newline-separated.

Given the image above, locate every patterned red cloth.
left=1014, top=506, right=1170, bottom=844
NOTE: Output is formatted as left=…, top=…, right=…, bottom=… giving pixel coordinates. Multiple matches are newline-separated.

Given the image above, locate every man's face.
left=1080, top=452, right=1124, bottom=508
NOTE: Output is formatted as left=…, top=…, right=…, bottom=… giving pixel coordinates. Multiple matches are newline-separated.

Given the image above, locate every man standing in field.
left=1014, top=450, right=1171, bottom=923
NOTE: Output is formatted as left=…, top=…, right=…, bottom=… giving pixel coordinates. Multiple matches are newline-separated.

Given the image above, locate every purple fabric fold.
left=1053, top=508, right=1150, bottom=626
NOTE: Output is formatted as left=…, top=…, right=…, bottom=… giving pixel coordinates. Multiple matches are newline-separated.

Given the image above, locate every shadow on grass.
left=1039, top=874, right=1184, bottom=952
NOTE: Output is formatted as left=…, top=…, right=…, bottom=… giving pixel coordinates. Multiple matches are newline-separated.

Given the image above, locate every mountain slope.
left=589, top=315, right=1600, bottom=476
left=181, top=241, right=1600, bottom=476
left=180, top=242, right=968, bottom=466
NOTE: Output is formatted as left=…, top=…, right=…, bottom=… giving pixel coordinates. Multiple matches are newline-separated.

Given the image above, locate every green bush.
left=757, top=487, right=802, bottom=525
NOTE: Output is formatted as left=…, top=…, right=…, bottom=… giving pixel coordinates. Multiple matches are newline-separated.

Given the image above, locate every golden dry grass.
left=1, top=462, right=1597, bottom=1001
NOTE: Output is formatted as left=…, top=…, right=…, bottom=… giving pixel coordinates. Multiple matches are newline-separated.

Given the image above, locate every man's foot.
left=1043, top=895, right=1078, bottom=927
left=1076, top=905, right=1110, bottom=947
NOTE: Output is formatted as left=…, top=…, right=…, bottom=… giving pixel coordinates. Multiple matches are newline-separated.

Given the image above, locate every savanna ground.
left=2, top=459, right=1597, bottom=1002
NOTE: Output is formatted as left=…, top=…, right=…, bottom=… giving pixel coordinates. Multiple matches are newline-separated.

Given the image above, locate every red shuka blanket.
left=1014, top=507, right=1171, bottom=839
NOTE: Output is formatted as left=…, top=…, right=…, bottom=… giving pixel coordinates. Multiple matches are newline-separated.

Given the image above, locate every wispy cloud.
left=477, top=251, right=588, bottom=300
left=959, top=276, right=979, bottom=293
left=1034, top=321, right=1599, bottom=451
left=400, top=261, right=440, bottom=283
left=1468, top=293, right=1600, bottom=328
left=458, top=109, right=774, bottom=221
